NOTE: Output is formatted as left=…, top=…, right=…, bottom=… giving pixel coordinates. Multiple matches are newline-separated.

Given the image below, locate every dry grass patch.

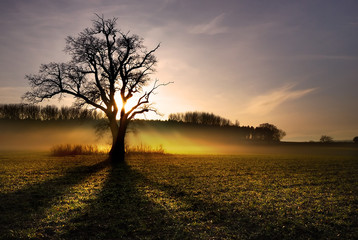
left=50, top=144, right=103, bottom=156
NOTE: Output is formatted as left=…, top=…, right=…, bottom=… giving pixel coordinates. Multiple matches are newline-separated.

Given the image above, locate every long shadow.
left=59, top=162, right=270, bottom=239
left=136, top=169, right=355, bottom=240
left=0, top=160, right=109, bottom=239
left=61, top=162, right=195, bottom=239
left=4, top=158, right=353, bottom=239
left=137, top=174, right=279, bottom=239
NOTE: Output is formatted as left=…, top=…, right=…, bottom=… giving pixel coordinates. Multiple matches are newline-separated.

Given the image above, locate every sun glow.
left=113, top=93, right=123, bottom=115
left=113, top=93, right=137, bottom=120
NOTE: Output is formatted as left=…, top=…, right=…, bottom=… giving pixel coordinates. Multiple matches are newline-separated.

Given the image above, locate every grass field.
left=0, top=148, right=357, bottom=239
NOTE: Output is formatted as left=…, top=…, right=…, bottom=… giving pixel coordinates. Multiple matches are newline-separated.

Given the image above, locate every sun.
left=114, top=93, right=123, bottom=108
left=113, top=93, right=124, bottom=119
left=113, top=93, right=137, bottom=119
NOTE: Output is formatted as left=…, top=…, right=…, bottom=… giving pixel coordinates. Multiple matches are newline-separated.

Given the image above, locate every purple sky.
left=0, top=0, right=357, bottom=141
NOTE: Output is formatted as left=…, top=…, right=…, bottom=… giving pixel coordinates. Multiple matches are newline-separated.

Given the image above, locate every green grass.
left=0, top=149, right=357, bottom=239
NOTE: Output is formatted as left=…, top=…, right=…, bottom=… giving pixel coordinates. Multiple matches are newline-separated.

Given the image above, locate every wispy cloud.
left=190, top=13, right=228, bottom=35
left=245, top=84, right=316, bottom=115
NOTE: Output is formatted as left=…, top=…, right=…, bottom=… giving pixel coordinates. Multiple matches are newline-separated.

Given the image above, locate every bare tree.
left=320, top=135, right=333, bottom=143
left=23, top=15, right=168, bottom=163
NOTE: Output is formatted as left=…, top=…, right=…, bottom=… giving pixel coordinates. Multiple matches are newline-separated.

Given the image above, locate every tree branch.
left=127, top=80, right=172, bottom=119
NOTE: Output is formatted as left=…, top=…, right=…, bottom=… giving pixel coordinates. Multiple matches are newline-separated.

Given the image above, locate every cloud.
left=190, top=13, right=228, bottom=35
left=245, top=84, right=316, bottom=115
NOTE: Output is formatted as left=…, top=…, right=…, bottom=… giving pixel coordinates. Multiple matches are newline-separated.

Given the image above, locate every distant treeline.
left=0, top=104, right=104, bottom=120
left=167, top=111, right=286, bottom=142
left=133, top=119, right=286, bottom=142
left=0, top=105, right=287, bottom=141
left=168, top=111, right=238, bottom=127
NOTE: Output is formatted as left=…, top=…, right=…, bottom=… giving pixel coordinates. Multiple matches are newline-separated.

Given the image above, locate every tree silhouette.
left=353, top=136, right=358, bottom=144
left=23, top=15, right=167, bottom=163
left=168, top=111, right=234, bottom=127
left=320, top=135, right=333, bottom=143
left=255, top=123, right=286, bottom=142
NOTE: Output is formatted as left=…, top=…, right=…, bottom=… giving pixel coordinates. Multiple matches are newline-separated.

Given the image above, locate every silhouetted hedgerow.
left=168, top=111, right=238, bottom=127
left=167, top=112, right=286, bottom=142
left=0, top=104, right=104, bottom=121
left=0, top=105, right=287, bottom=142
left=133, top=116, right=286, bottom=142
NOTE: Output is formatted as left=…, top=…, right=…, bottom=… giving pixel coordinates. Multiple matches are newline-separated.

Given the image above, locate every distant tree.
left=255, top=123, right=286, bottom=142
left=320, top=135, right=333, bottom=143
left=353, top=136, right=358, bottom=144
left=0, top=104, right=21, bottom=120
left=59, top=107, right=72, bottom=120
left=41, top=105, right=59, bottom=120
left=23, top=15, right=168, bottom=163
left=23, top=105, right=41, bottom=120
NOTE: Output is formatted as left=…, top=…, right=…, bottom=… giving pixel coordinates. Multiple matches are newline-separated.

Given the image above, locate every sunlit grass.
left=50, top=143, right=167, bottom=157
left=0, top=150, right=357, bottom=239
left=126, top=143, right=166, bottom=154
left=129, top=154, right=358, bottom=239
left=50, top=144, right=105, bottom=156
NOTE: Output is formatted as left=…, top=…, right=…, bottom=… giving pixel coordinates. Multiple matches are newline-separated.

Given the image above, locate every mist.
left=0, top=120, right=256, bottom=154
left=1, top=120, right=354, bottom=156
left=0, top=120, right=107, bottom=151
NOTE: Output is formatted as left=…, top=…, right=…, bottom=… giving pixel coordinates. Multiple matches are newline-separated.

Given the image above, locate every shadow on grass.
left=60, top=162, right=194, bottom=239
left=133, top=177, right=321, bottom=239
left=0, top=160, right=109, bottom=239
left=135, top=167, right=356, bottom=240
left=2, top=156, right=355, bottom=239
left=58, top=162, right=319, bottom=239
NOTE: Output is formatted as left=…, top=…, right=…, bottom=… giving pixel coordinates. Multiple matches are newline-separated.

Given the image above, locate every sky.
left=0, top=0, right=357, bottom=141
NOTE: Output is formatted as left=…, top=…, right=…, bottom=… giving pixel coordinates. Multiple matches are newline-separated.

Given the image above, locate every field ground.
left=0, top=147, right=357, bottom=239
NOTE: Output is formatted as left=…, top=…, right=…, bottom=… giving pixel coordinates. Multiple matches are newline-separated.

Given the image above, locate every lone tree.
left=23, top=15, right=167, bottom=163
left=320, top=135, right=333, bottom=143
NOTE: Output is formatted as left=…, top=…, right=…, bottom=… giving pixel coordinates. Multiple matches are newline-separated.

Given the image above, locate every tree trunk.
left=108, top=117, right=118, bottom=152
left=109, top=119, right=128, bottom=164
